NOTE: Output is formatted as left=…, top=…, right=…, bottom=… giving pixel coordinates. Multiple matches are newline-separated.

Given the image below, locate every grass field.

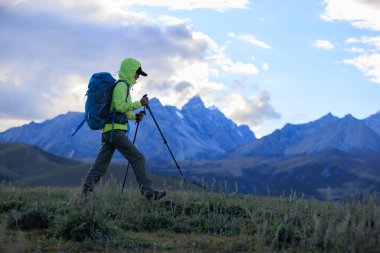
left=0, top=181, right=379, bottom=253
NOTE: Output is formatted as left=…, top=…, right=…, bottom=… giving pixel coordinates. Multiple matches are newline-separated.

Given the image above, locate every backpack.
left=71, top=72, right=130, bottom=137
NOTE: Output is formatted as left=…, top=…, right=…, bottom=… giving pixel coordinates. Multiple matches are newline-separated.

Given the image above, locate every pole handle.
left=143, top=94, right=150, bottom=109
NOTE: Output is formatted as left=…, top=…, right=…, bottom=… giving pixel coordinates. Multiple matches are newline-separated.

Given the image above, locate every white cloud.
left=345, top=36, right=380, bottom=50
left=228, top=33, right=271, bottom=49
left=48, top=74, right=88, bottom=116
left=219, top=91, right=281, bottom=128
left=141, top=56, right=228, bottom=107
left=313, top=39, right=335, bottom=50
left=343, top=54, right=380, bottom=83
left=321, top=0, right=380, bottom=31
left=207, top=46, right=260, bottom=75
left=344, top=47, right=365, bottom=53
left=0, top=118, right=31, bottom=132
left=262, top=63, right=269, bottom=71
left=158, top=15, right=191, bottom=26
left=227, top=61, right=260, bottom=75
left=341, top=36, right=380, bottom=83
left=345, top=37, right=361, bottom=44
left=321, top=1, right=380, bottom=84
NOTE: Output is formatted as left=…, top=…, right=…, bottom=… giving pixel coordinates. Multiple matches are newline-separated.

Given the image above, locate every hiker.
left=81, top=58, right=166, bottom=201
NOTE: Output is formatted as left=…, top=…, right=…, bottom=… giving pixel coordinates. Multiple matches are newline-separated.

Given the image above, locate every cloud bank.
left=321, top=0, right=380, bottom=31
left=220, top=91, right=281, bottom=127
left=0, top=0, right=280, bottom=133
left=321, top=0, right=380, bottom=84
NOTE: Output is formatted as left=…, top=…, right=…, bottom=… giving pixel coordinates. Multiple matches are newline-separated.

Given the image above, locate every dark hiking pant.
left=82, top=130, right=152, bottom=192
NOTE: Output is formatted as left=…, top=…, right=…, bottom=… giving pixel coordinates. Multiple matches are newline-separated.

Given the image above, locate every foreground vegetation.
left=0, top=181, right=379, bottom=253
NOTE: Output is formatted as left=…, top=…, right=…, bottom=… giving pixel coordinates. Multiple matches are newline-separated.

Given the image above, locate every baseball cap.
left=136, top=67, right=147, bottom=76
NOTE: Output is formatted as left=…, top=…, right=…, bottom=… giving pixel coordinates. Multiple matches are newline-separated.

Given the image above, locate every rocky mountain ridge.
left=0, top=96, right=255, bottom=160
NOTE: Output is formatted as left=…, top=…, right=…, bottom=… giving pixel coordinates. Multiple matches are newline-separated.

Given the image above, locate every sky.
left=0, top=0, right=379, bottom=138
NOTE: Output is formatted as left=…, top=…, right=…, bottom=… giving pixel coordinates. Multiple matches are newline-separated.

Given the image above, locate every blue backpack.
left=71, top=72, right=129, bottom=137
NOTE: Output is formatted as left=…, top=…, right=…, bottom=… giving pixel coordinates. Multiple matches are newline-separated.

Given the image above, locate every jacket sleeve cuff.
left=127, top=112, right=136, bottom=120
left=132, top=101, right=142, bottom=110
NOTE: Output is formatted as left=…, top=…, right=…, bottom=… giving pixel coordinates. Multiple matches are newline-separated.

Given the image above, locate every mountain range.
left=3, top=96, right=379, bottom=161
left=0, top=96, right=255, bottom=160
left=227, top=112, right=380, bottom=158
left=1, top=97, right=380, bottom=199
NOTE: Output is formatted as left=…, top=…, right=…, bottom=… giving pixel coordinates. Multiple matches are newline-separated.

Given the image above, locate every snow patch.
left=176, top=111, right=184, bottom=119
left=68, top=150, right=75, bottom=158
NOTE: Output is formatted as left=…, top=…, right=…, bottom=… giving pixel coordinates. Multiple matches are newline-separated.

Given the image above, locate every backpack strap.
left=126, top=122, right=130, bottom=136
left=109, top=111, right=116, bottom=142
left=116, top=79, right=131, bottom=99
left=109, top=80, right=130, bottom=142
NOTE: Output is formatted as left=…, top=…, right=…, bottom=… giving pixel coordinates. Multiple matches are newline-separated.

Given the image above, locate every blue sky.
left=0, top=0, right=379, bottom=137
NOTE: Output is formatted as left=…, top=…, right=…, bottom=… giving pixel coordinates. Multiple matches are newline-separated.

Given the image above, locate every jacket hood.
left=118, top=58, right=141, bottom=86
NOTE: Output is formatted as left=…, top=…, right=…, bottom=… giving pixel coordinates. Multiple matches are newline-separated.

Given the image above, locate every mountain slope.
left=0, top=143, right=202, bottom=190
left=286, top=114, right=380, bottom=154
left=130, top=97, right=255, bottom=160
left=0, top=96, right=255, bottom=160
left=227, top=113, right=339, bottom=157
left=2, top=143, right=379, bottom=199
left=0, top=113, right=100, bottom=158
left=228, top=113, right=380, bottom=158
left=0, top=142, right=81, bottom=181
left=365, top=111, right=380, bottom=136
left=153, top=150, right=380, bottom=198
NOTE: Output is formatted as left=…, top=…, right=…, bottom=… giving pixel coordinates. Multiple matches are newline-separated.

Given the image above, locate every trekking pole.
left=143, top=95, right=190, bottom=190
left=121, top=109, right=145, bottom=193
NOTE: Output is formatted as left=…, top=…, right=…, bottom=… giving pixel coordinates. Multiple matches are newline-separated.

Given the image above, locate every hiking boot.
left=67, top=190, right=90, bottom=207
left=81, top=191, right=89, bottom=201
left=141, top=188, right=167, bottom=201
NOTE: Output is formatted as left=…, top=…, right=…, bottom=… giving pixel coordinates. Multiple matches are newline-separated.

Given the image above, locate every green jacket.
left=102, top=58, right=143, bottom=133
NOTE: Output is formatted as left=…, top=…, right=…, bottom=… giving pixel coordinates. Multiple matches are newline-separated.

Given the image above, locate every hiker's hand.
left=135, top=112, right=144, bottom=123
left=140, top=96, right=149, bottom=106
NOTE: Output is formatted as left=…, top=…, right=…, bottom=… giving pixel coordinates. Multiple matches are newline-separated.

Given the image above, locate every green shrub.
left=53, top=204, right=120, bottom=241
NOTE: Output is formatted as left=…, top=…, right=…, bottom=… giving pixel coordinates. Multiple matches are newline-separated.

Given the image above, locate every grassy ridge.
left=0, top=181, right=379, bottom=252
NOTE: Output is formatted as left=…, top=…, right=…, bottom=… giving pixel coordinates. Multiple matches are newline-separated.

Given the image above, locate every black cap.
left=136, top=67, right=148, bottom=76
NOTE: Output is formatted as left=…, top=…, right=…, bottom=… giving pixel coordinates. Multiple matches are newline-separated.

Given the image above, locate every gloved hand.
left=135, top=111, right=145, bottom=123
left=140, top=95, right=149, bottom=106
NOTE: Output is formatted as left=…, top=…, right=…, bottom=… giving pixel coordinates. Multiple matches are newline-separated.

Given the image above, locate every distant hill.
left=0, top=96, right=255, bottom=160
left=0, top=142, right=80, bottom=182
left=0, top=143, right=202, bottom=191
left=2, top=143, right=379, bottom=199
left=153, top=150, right=380, bottom=199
